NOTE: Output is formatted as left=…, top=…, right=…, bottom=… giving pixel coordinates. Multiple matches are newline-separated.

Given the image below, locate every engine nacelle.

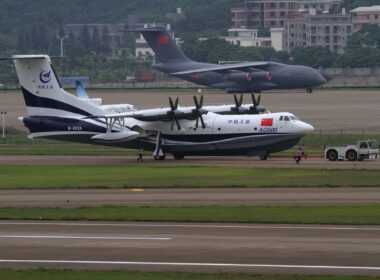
left=101, top=104, right=136, bottom=113
left=224, top=72, right=252, bottom=82
left=250, top=71, right=272, bottom=81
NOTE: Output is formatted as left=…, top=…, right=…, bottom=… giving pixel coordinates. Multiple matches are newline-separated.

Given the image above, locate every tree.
left=292, top=46, right=337, bottom=68
left=81, top=25, right=91, bottom=49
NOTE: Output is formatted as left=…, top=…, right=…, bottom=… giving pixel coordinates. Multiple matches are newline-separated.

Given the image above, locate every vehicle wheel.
left=326, top=149, right=338, bottom=161
left=259, top=154, right=268, bottom=160
left=306, top=88, right=313, bottom=93
left=346, top=150, right=357, bottom=161
left=173, top=154, right=185, bottom=160
left=154, top=155, right=166, bottom=160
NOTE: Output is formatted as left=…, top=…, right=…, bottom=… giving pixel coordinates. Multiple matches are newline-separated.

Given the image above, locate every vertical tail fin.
left=75, top=80, right=89, bottom=99
left=134, top=26, right=190, bottom=63
left=12, top=55, right=103, bottom=117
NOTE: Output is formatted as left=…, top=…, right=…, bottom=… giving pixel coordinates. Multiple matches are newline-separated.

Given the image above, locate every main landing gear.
left=306, top=88, right=313, bottom=93
left=153, top=132, right=166, bottom=160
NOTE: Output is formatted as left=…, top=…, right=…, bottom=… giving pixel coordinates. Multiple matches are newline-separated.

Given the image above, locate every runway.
left=1, top=155, right=380, bottom=169
left=0, top=221, right=379, bottom=275
left=1, top=187, right=380, bottom=207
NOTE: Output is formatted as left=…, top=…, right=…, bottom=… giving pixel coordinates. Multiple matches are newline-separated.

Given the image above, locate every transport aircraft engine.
left=250, top=71, right=272, bottom=81
left=224, top=72, right=252, bottom=82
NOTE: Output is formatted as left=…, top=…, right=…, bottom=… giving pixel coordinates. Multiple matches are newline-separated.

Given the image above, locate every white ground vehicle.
left=325, top=140, right=379, bottom=161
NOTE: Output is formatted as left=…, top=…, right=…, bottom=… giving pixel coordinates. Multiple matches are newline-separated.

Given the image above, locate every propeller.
left=231, top=94, right=248, bottom=114
left=249, top=94, right=266, bottom=114
left=167, top=97, right=182, bottom=130
left=192, top=95, right=208, bottom=129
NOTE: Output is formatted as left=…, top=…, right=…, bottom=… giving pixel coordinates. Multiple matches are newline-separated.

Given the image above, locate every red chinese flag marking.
left=261, top=118, right=273, bottom=126
left=158, top=35, right=169, bottom=45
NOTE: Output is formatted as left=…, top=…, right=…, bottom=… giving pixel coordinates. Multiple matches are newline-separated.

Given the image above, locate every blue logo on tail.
left=39, top=70, right=51, bottom=84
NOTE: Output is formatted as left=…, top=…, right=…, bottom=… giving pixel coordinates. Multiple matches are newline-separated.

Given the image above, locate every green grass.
left=1, top=165, right=380, bottom=189
left=1, top=204, right=380, bottom=225
left=0, top=269, right=379, bottom=280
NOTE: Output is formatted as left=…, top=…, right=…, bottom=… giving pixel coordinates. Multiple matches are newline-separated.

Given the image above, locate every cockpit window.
left=279, top=116, right=283, bottom=121
left=284, top=116, right=290, bottom=121
left=369, top=141, right=379, bottom=149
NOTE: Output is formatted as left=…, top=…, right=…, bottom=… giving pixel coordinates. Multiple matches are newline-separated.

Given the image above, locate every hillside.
left=0, top=0, right=243, bottom=51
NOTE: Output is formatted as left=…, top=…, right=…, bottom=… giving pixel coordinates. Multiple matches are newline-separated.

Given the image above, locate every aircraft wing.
left=88, top=107, right=201, bottom=122
left=171, top=62, right=270, bottom=75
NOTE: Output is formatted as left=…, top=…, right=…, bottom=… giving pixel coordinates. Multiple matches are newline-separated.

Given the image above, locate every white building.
left=135, top=34, right=154, bottom=58
left=220, top=27, right=284, bottom=50
left=221, top=28, right=272, bottom=47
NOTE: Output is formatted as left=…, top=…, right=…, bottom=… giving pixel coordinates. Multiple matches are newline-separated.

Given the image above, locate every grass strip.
left=0, top=165, right=380, bottom=189
left=0, top=205, right=379, bottom=225
left=0, top=269, right=379, bottom=280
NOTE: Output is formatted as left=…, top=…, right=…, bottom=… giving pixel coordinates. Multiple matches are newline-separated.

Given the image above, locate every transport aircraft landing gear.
left=154, top=155, right=166, bottom=160
left=173, top=154, right=185, bottom=160
left=259, top=154, right=268, bottom=160
left=306, top=88, right=313, bottom=93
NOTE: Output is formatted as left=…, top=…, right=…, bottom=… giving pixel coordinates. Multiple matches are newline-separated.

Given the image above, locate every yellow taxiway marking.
left=130, top=189, right=144, bottom=192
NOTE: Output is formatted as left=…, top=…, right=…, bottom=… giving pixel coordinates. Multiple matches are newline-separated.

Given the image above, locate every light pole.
left=56, top=35, right=68, bottom=58
left=0, top=111, right=6, bottom=141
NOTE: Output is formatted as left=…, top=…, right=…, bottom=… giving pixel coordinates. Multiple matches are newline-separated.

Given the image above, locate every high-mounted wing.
left=171, top=62, right=270, bottom=75
left=87, top=97, right=208, bottom=131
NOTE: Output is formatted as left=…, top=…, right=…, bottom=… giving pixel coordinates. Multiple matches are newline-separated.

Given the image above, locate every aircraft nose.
left=312, top=69, right=326, bottom=86
left=316, top=72, right=327, bottom=85
left=299, top=121, right=314, bottom=133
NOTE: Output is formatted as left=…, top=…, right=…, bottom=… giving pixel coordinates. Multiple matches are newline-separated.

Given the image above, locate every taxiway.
left=0, top=221, right=379, bottom=275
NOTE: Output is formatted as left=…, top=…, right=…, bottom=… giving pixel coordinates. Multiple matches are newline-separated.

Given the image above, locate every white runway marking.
left=1, top=221, right=380, bottom=231
left=0, top=259, right=379, bottom=271
left=0, top=235, right=171, bottom=241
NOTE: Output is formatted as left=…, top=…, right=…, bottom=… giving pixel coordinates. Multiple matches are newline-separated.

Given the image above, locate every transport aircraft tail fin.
left=130, top=25, right=190, bottom=63
left=11, top=55, right=104, bottom=118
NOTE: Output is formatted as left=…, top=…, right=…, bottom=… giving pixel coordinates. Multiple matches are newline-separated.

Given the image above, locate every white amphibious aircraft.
left=12, top=55, right=313, bottom=160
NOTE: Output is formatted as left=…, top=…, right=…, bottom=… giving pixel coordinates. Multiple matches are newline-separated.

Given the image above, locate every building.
left=283, top=12, right=353, bottom=53
left=232, top=0, right=343, bottom=29
left=270, top=28, right=285, bottom=51
left=166, top=8, right=186, bottom=21
left=221, top=28, right=272, bottom=47
left=351, top=6, right=380, bottom=31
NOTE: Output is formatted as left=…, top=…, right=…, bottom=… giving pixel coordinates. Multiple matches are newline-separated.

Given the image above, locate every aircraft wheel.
left=173, top=154, right=185, bottom=160
left=346, top=150, right=357, bottom=161
left=326, top=149, right=338, bottom=161
left=306, top=88, right=313, bottom=93
left=259, top=154, right=268, bottom=160
left=154, top=155, right=166, bottom=160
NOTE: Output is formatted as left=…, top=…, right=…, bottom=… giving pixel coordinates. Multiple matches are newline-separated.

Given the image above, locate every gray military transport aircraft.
left=128, top=24, right=327, bottom=93
left=10, top=55, right=314, bottom=160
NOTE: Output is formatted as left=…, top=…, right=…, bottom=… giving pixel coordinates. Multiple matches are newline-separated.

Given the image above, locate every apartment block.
left=283, top=13, right=353, bottom=53
left=232, top=0, right=342, bottom=28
